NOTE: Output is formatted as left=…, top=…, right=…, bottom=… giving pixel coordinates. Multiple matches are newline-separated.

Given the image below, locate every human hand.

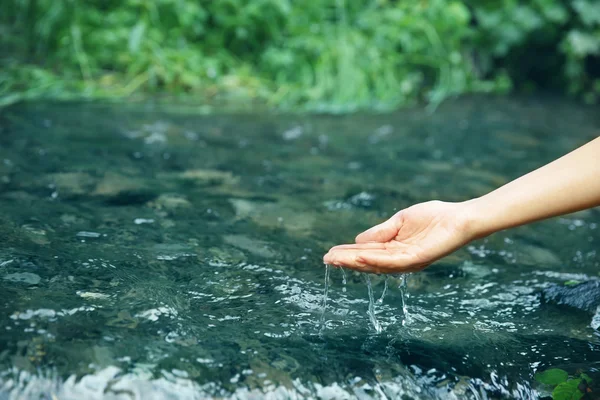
left=323, top=200, right=478, bottom=274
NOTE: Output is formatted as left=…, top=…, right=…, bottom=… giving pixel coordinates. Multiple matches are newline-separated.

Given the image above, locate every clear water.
left=0, top=98, right=598, bottom=399
left=319, top=264, right=331, bottom=334
left=365, top=274, right=383, bottom=334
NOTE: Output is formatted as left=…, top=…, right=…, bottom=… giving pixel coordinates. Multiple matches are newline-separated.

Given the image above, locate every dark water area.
left=0, top=97, right=598, bottom=399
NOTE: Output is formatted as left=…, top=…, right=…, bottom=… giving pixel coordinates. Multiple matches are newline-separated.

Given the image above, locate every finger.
left=323, top=250, right=341, bottom=265
left=323, top=248, right=362, bottom=267
left=324, top=248, right=406, bottom=268
left=324, top=249, right=423, bottom=274
left=325, top=248, right=425, bottom=273
left=323, top=243, right=390, bottom=264
left=355, top=213, right=401, bottom=243
left=328, top=242, right=388, bottom=251
left=323, top=251, right=380, bottom=273
left=358, top=251, right=425, bottom=272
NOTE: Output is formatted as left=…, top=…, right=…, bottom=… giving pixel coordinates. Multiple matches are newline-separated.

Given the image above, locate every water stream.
left=0, top=98, right=598, bottom=399
left=398, top=274, right=410, bottom=325
left=365, top=275, right=383, bottom=333
left=377, top=275, right=389, bottom=304
left=319, top=263, right=331, bottom=333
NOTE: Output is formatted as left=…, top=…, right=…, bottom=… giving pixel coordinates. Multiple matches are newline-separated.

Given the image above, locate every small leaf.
left=535, top=368, right=569, bottom=386
left=553, top=379, right=584, bottom=400
left=564, top=280, right=581, bottom=286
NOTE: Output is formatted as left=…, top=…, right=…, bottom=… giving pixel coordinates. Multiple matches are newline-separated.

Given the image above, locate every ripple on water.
left=1, top=100, right=599, bottom=399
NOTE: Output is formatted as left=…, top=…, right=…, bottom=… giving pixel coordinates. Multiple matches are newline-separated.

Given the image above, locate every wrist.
left=459, top=197, right=495, bottom=241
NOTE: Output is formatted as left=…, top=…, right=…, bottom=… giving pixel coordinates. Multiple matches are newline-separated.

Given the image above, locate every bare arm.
left=323, top=136, right=600, bottom=273
left=468, top=136, right=600, bottom=237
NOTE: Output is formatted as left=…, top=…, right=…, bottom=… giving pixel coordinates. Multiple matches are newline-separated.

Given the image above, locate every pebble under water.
left=0, top=98, right=599, bottom=399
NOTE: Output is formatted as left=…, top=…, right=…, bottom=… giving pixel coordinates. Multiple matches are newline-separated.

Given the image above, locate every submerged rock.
left=77, top=291, right=111, bottom=300
left=229, top=198, right=315, bottom=234
left=542, top=281, right=600, bottom=314
left=93, top=173, right=156, bottom=205
left=223, top=234, right=276, bottom=259
left=206, top=246, right=246, bottom=265
left=76, top=231, right=102, bottom=238
left=106, top=311, right=138, bottom=329
left=48, top=172, right=97, bottom=196
left=60, top=214, right=85, bottom=225
left=4, top=272, right=41, bottom=285
left=149, top=193, right=192, bottom=210
left=158, top=169, right=239, bottom=187
left=515, top=244, right=561, bottom=267
left=151, top=243, right=196, bottom=260
left=21, top=225, right=51, bottom=245
left=92, top=345, right=114, bottom=368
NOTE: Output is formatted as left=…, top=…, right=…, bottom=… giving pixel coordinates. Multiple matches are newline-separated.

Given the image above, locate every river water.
left=0, top=97, right=598, bottom=399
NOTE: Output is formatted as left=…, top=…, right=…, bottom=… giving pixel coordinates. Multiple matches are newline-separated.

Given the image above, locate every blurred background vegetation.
left=1, top=0, right=599, bottom=111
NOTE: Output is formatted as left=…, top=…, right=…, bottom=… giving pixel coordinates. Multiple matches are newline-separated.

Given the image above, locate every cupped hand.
left=323, top=200, right=479, bottom=274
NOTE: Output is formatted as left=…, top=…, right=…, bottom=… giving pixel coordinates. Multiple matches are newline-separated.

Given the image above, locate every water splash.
left=320, top=268, right=407, bottom=334
left=366, top=275, right=382, bottom=333
left=319, top=264, right=331, bottom=333
left=397, top=274, right=410, bottom=325
left=377, top=275, right=389, bottom=304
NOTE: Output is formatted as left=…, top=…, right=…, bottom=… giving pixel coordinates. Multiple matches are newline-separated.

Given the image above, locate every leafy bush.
left=469, top=0, right=600, bottom=103
left=1, top=0, right=598, bottom=110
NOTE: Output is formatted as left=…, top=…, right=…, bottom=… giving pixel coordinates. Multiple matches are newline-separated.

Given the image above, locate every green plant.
left=469, top=0, right=600, bottom=102
left=0, top=0, right=598, bottom=110
left=535, top=368, right=593, bottom=400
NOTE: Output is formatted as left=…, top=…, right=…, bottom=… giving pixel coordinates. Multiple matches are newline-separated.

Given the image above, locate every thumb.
left=355, top=212, right=402, bottom=243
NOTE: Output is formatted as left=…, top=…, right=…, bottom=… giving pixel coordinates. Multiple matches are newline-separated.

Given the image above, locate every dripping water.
left=366, top=275, right=382, bottom=333
left=321, top=268, right=409, bottom=334
left=319, top=264, right=331, bottom=333
left=377, top=275, right=389, bottom=304
left=397, top=274, right=410, bottom=325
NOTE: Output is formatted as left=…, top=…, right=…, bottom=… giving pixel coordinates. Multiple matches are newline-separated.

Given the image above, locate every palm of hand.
left=323, top=201, right=472, bottom=274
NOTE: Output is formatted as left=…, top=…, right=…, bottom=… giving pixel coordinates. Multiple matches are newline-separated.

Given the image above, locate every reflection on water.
left=0, top=97, right=598, bottom=399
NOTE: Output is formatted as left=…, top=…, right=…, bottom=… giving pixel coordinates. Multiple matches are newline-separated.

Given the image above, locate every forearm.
left=467, top=136, right=600, bottom=238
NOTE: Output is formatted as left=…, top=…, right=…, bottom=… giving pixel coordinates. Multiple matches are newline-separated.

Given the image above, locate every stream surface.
left=0, top=97, right=599, bottom=399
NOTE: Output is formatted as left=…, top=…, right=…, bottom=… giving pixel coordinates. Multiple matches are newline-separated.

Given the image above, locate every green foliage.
left=1, top=0, right=599, bottom=110
left=536, top=368, right=570, bottom=386
left=470, top=0, right=600, bottom=103
left=534, top=368, right=592, bottom=400
left=553, top=379, right=584, bottom=400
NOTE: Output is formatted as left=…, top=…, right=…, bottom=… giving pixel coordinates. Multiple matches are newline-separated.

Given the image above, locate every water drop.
left=397, top=274, right=410, bottom=325
left=377, top=275, right=389, bottom=304
left=366, top=275, right=382, bottom=333
left=341, top=268, right=347, bottom=292
left=319, top=264, right=331, bottom=333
